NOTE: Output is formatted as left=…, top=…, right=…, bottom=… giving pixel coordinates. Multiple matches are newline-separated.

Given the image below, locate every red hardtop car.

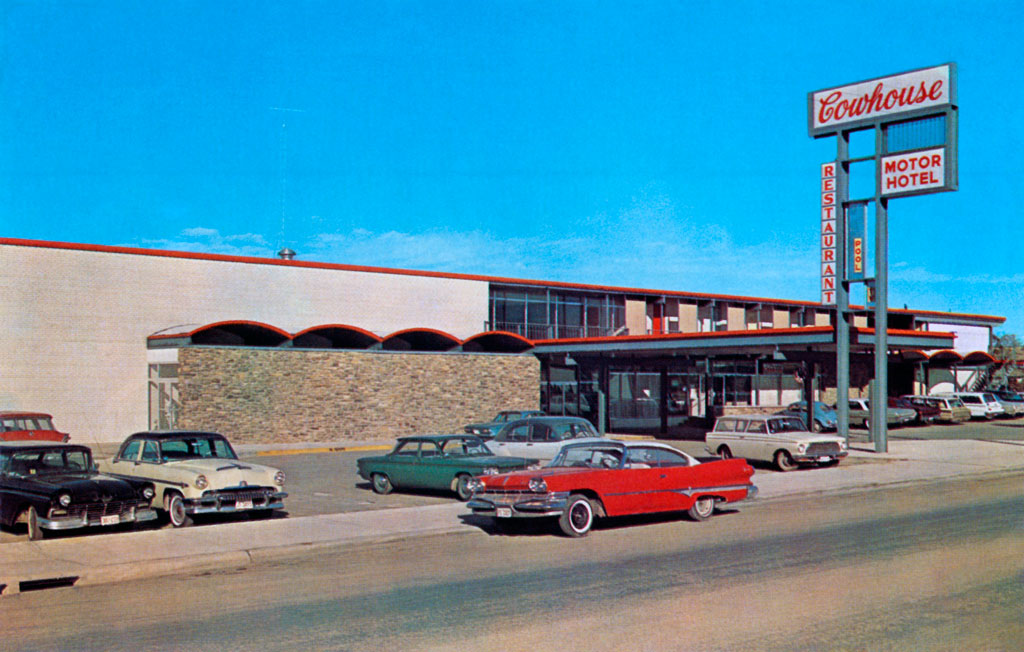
left=467, top=441, right=756, bottom=537
left=0, top=411, right=70, bottom=442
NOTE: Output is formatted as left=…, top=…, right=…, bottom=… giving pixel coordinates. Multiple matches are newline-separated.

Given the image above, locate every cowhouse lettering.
left=817, top=80, right=944, bottom=125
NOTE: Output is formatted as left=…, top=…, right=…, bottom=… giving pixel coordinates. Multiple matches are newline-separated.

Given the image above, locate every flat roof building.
left=0, top=237, right=1003, bottom=443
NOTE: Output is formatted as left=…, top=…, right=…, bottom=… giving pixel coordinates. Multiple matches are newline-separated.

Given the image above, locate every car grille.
left=806, top=442, right=842, bottom=456
left=475, top=489, right=536, bottom=500
left=66, top=500, right=143, bottom=520
left=210, top=488, right=275, bottom=506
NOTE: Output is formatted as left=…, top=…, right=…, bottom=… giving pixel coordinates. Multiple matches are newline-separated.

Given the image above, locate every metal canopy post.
left=836, top=131, right=851, bottom=446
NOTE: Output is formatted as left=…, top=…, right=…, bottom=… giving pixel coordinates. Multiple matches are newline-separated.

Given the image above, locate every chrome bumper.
left=40, top=507, right=159, bottom=531
left=185, top=490, right=287, bottom=515
left=467, top=491, right=569, bottom=518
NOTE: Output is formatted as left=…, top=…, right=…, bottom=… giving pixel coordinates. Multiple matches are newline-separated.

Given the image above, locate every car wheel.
left=774, top=450, right=798, bottom=472
left=688, top=496, right=715, bottom=521
left=454, top=474, right=473, bottom=501
left=166, top=493, right=192, bottom=528
left=371, top=473, right=393, bottom=495
left=558, top=494, right=594, bottom=537
left=717, top=445, right=733, bottom=460
left=27, top=506, right=43, bottom=541
left=812, top=420, right=823, bottom=432
left=862, top=418, right=871, bottom=429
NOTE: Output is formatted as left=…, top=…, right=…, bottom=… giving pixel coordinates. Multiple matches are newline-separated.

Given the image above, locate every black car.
left=0, top=441, right=158, bottom=540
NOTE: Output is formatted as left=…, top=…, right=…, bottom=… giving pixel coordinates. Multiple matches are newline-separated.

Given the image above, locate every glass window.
left=119, top=439, right=142, bottom=461
left=142, top=440, right=160, bottom=462
left=530, top=425, right=552, bottom=442
left=392, top=441, right=419, bottom=456
left=504, top=424, right=530, bottom=442
left=747, top=420, right=767, bottom=433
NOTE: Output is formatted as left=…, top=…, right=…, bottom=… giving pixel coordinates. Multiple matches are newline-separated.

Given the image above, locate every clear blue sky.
left=3, top=1, right=1021, bottom=334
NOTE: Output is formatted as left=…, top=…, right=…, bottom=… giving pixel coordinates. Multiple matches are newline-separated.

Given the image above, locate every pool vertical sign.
left=821, top=163, right=837, bottom=304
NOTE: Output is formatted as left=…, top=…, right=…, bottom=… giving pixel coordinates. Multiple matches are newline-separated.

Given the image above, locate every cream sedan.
left=101, top=430, right=286, bottom=527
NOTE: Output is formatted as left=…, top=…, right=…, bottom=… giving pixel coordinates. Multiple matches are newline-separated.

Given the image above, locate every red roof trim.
left=292, top=324, right=383, bottom=343
left=463, top=330, right=533, bottom=346
left=382, top=328, right=463, bottom=345
left=3, top=237, right=1004, bottom=323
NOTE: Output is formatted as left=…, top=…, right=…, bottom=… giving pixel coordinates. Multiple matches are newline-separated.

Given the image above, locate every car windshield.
left=440, top=438, right=492, bottom=456
left=159, top=436, right=237, bottom=461
left=7, top=448, right=91, bottom=476
left=554, top=446, right=623, bottom=469
left=767, top=417, right=807, bottom=434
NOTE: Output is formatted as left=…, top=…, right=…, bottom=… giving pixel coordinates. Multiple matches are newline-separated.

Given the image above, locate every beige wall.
left=679, top=302, right=698, bottom=333
left=177, top=348, right=540, bottom=443
left=625, top=299, right=647, bottom=335
left=773, top=309, right=790, bottom=329
left=0, top=243, right=489, bottom=443
left=726, top=305, right=745, bottom=331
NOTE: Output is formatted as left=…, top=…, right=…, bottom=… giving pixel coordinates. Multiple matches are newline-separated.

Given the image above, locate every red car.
left=467, top=441, right=757, bottom=537
left=888, top=396, right=940, bottom=424
left=0, top=411, right=70, bottom=442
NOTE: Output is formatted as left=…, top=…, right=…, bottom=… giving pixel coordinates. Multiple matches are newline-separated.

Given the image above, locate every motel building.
left=0, top=237, right=1003, bottom=445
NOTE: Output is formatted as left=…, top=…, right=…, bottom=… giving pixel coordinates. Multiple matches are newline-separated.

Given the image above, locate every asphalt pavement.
left=4, top=432, right=1024, bottom=597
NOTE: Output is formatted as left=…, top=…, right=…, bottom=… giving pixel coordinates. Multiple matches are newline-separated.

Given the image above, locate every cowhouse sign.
left=808, top=64, right=954, bottom=137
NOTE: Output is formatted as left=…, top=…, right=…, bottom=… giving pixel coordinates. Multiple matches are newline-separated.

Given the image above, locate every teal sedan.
left=357, top=434, right=539, bottom=501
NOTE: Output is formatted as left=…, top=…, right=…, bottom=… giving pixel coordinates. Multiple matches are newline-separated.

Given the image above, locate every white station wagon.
left=101, top=430, right=287, bottom=527
left=706, top=414, right=848, bottom=471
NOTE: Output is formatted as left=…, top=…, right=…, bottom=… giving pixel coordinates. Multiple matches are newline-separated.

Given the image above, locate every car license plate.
left=496, top=507, right=512, bottom=518
left=236, top=500, right=253, bottom=510
left=100, top=515, right=120, bottom=526
left=818, top=456, right=832, bottom=462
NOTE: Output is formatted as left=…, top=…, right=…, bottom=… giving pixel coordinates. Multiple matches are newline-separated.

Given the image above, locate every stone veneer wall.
left=176, top=347, right=540, bottom=444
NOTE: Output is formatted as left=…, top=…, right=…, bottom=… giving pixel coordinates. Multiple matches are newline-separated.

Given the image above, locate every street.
left=4, top=473, right=1023, bottom=651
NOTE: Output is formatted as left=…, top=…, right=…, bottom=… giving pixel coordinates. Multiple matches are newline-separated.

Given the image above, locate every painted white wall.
left=0, top=243, right=489, bottom=443
left=928, top=322, right=990, bottom=354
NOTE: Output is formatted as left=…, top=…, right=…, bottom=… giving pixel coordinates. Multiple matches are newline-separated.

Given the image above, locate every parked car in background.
left=463, top=410, right=546, bottom=439
left=932, top=392, right=1004, bottom=419
left=901, top=395, right=971, bottom=424
left=706, top=414, right=848, bottom=471
left=0, top=441, right=157, bottom=540
left=0, top=411, right=70, bottom=442
left=357, top=434, right=538, bottom=500
left=488, top=416, right=609, bottom=461
left=467, top=441, right=757, bottom=537
left=100, top=431, right=287, bottom=527
left=844, top=398, right=917, bottom=429
left=888, top=396, right=940, bottom=424
left=775, top=401, right=838, bottom=432
left=985, top=390, right=1024, bottom=417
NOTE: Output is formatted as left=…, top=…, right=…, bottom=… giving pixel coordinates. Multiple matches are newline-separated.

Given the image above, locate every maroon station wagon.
left=0, top=412, right=70, bottom=443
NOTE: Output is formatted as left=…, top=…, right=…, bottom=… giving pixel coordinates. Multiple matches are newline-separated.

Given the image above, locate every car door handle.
left=659, top=474, right=667, bottom=479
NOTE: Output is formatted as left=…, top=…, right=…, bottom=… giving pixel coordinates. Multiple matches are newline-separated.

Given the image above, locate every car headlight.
left=195, top=474, right=208, bottom=489
left=58, top=493, right=72, bottom=507
left=482, top=466, right=499, bottom=476
left=528, top=477, right=548, bottom=493
left=840, top=441, right=848, bottom=450
left=466, top=478, right=485, bottom=493
left=797, top=444, right=807, bottom=454
left=274, top=471, right=286, bottom=486
left=143, top=486, right=155, bottom=500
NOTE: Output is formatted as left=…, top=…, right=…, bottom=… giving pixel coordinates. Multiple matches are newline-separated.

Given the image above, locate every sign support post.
left=835, top=133, right=850, bottom=446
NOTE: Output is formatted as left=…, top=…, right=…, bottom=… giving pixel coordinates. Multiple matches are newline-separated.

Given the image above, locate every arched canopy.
left=896, top=350, right=930, bottom=363
left=189, top=321, right=291, bottom=347
left=381, top=328, right=461, bottom=352
left=292, top=324, right=382, bottom=349
left=927, top=349, right=964, bottom=366
left=462, top=331, right=534, bottom=354
left=961, top=351, right=996, bottom=366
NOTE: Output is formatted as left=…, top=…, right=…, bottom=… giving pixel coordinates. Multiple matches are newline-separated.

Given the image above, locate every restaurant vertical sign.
left=820, top=162, right=837, bottom=304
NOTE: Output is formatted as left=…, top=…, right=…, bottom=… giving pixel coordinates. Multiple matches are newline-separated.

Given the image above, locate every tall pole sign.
left=808, top=64, right=958, bottom=453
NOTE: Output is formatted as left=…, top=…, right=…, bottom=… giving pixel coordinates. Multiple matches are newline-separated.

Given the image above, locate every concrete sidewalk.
left=3, top=437, right=1024, bottom=597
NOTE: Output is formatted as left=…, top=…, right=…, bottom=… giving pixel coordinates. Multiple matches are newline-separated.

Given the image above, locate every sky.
left=2, top=1, right=1022, bottom=334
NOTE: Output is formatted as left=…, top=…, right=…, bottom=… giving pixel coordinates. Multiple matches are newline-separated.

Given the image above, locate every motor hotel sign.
left=882, top=147, right=945, bottom=196
left=808, top=64, right=955, bottom=137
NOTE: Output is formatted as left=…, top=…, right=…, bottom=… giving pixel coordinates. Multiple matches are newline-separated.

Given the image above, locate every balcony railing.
left=487, top=322, right=617, bottom=340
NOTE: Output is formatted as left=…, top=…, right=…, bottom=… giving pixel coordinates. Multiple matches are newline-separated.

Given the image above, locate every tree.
left=990, top=332, right=1024, bottom=390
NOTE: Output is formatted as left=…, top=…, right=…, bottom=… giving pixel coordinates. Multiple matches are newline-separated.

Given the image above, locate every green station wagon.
left=356, top=434, right=539, bottom=501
